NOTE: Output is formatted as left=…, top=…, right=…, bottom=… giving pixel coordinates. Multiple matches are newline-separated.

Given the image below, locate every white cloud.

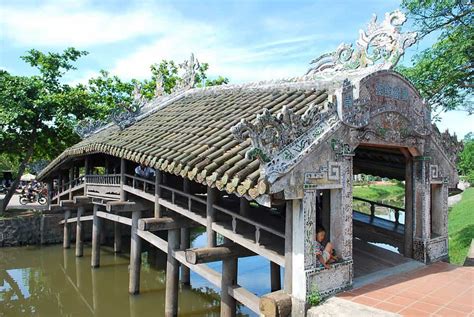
left=0, top=1, right=177, bottom=46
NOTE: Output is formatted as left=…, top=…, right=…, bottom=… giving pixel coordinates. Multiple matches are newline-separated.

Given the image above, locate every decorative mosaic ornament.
left=173, top=53, right=200, bottom=92
left=307, top=10, right=417, bottom=74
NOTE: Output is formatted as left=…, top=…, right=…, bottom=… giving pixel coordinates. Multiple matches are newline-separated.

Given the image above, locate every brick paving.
left=337, top=262, right=474, bottom=316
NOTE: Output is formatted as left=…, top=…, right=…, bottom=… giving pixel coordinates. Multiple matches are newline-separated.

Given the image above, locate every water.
left=0, top=232, right=277, bottom=317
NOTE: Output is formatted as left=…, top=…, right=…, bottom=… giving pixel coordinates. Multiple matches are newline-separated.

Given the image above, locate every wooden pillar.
left=284, top=200, right=293, bottom=294
left=100, top=219, right=107, bottom=245
left=239, top=197, right=250, bottom=217
left=221, top=257, right=238, bottom=317
left=69, top=168, right=74, bottom=200
left=180, top=179, right=191, bottom=285
left=206, top=187, right=217, bottom=247
left=404, top=158, right=414, bottom=257
left=270, top=262, right=281, bottom=292
left=91, top=204, right=101, bottom=268
left=58, top=174, right=63, bottom=193
left=291, top=199, right=306, bottom=316
left=154, top=170, right=162, bottom=218
left=47, top=181, right=53, bottom=208
left=75, top=206, right=84, bottom=257
left=63, top=209, right=71, bottom=249
left=120, top=158, right=126, bottom=201
left=165, top=229, right=180, bottom=317
left=114, top=222, right=122, bottom=253
left=84, top=156, right=90, bottom=175
left=129, top=210, right=142, bottom=294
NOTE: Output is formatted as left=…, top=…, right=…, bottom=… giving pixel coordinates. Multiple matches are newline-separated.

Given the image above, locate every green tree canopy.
left=399, top=0, right=473, bottom=119
left=0, top=48, right=98, bottom=212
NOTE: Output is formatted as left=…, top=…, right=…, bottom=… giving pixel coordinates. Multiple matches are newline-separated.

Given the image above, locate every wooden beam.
left=106, top=201, right=145, bottom=213
left=259, top=290, right=292, bottom=317
left=136, top=229, right=261, bottom=315
left=221, top=257, right=238, bottom=317
left=284, top=201, right=293, bottom=293
left=96, top=211, right=132, bottom=226
left=114, top=222, right=122, bottom=253
left=185, top=244, right=255, bottom=264
left=60, top=200, right=75, bottom=208
left=181, top=179, right=191, bottom=285
left=154, top=171, right=162, bottom=217
left=73, top=196, right=92, bottom=206
left=137, top=216, right=198, bottom=231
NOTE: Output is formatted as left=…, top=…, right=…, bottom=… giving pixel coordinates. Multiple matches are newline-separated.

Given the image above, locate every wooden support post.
left=165, top=229, right=180, bottom=317
left=206, top=187, right=217, bottom=247
left=284, top=201, right=292, bottom=294
left=46, top=180, right=53, bottom=208
left=129, top=210, right=142, bottom=294
left=69, top=168, right=74, bottom=200
left=58, top=174, right=63, bottom=193
left=100, top=219, right=107, bottom=245
left=75, top=206, right=84, bottom=257
left=221, top=257, right=238, bottom=317
left=84, top=156, right=90, bottom=174
left=154, top=171, right=162, bottom=218
left=114, top=222, right=122, bottom=253
left=120, top=158, right=126, bottom=201
left=180, top=179, right=191, bottom=285
left=180, top=227, right=191, bottom=285
left=270, top=262, right=281, bottom=292
left=240, top=197, right=250, bottom=217
left=91, top=205, right=101, bottom=268
left=63, top=209, right=71, bottom=249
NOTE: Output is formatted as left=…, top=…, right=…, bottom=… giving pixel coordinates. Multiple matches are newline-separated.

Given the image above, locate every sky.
left=0, top=0, right=471, bottom=138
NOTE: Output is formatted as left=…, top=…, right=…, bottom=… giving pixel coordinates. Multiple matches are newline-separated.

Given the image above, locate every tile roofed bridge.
left=37, top=10, right=462, bottom=317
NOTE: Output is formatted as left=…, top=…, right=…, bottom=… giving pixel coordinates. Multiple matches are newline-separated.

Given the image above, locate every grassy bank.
left=353, top=182, right=405, bottom=210
left=448, top=187, right=474, bottom=265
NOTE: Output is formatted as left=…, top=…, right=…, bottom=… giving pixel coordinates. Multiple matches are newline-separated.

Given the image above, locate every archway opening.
left=352, top=144, right=416, bottom=282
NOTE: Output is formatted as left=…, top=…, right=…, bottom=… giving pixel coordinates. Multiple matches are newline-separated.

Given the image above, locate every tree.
left=0, top=48, right=97, bottom=214
left=399, top=0, right=473, bottom=119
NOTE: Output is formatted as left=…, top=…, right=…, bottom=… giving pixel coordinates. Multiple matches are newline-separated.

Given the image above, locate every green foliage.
left=448, top=187, right=474, bottom=264
left=458, top=139, right=474, bottom=183
left=399, top=0, right=473, bottom=118
left=307, top=288, right=321, bottom=306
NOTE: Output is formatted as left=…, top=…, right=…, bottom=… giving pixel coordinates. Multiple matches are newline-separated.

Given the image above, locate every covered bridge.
left=38, top=10, right=462, bottom=317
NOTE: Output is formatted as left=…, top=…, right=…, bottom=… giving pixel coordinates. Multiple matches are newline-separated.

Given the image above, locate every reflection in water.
left=0, top=231, right=275, bottom=317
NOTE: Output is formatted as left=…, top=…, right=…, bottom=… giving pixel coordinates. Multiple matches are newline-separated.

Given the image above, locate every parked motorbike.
left=19, top=188, right=48, bottom=205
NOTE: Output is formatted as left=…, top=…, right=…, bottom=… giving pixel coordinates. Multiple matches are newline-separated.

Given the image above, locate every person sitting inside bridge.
left=134, top=163, right=155, bottom=191
left=135, top=163, right=155, bottom=180
left=315, top=226, right=338, bottom=269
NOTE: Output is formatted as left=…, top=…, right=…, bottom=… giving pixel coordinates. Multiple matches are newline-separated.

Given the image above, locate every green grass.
left=448, top=187, right=474, bottom=265
left=353, top=183, right=405, bottom=214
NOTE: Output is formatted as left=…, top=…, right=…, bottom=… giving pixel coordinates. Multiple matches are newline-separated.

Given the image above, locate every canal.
left=0, top=231, right=277, bottom=317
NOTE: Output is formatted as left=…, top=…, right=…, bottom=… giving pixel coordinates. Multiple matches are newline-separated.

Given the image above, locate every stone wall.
left=0, top=213, right=93, bottom=247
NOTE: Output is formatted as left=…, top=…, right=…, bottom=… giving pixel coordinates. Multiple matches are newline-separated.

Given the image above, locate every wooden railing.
left=353, top=196, right=404, bottom=225
left=123, top=173, right=285, bottom=246
left=85, top=174, right=121, bottom=185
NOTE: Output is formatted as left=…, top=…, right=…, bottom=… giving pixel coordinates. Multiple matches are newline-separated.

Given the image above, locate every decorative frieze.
left=307, top=10, right=417, bottom=74
left=230, top=102, right=332, bottom=163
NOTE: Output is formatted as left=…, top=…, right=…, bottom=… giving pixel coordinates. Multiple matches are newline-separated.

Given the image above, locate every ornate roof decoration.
left=307, top=10, right=417, bottom=74
left=432, top=124, right=464, bottom=164
left=173, top=53, right=200, bottom=92
left=111, top=84, right=147, bottom=130
left=230, top=103, right=328, bottom=163
left=154, top=73, right=165, bottom=97
left=75, top=84, right=148, bottom=138
left=74, top=118, right=108, bottom=139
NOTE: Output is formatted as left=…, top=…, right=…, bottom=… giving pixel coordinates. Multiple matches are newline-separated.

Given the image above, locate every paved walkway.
left=337, top=262, right=474, bottom=316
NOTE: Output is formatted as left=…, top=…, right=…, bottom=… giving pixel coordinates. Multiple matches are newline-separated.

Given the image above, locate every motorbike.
left=0, top=185, right=8, bottom=194
left=19, top=188, right=48, bottom=205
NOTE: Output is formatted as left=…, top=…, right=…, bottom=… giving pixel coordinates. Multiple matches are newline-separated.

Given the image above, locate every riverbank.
left=448, top=187, right=474, bottom=264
